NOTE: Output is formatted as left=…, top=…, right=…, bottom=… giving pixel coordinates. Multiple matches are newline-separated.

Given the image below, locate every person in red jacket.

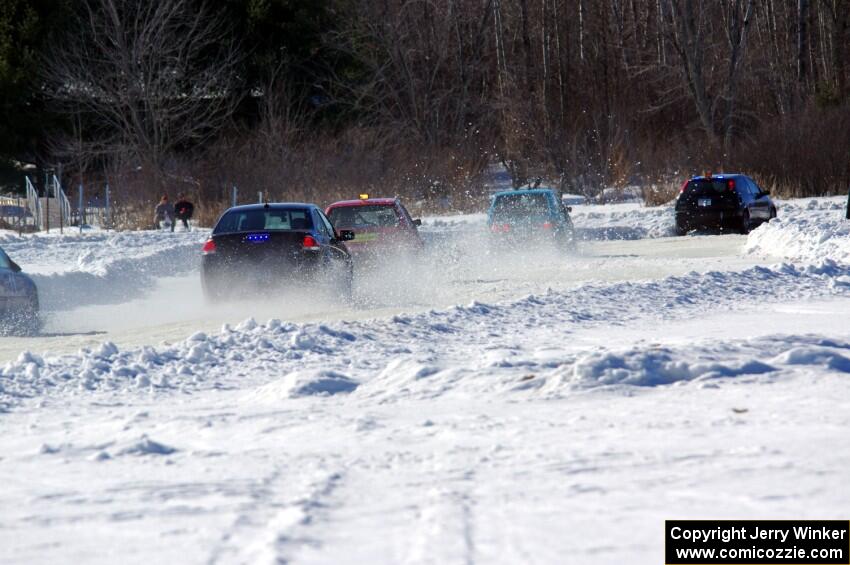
left=173, top=194, right=195, bottom=232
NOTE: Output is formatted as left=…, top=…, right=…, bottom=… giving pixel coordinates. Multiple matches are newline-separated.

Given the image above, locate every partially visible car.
left=487, top=188, right=576, bottom=251
left=325, top=196, right=424, bottom=259
left=201, top=203, right=355, bottom=301
left=675, top=173, right=776, bottom=235
left=561, top=193, right=586, bottom=206
left=594, top=186, right=643, bottom=204
left=0, top=245, right=39, bottom=335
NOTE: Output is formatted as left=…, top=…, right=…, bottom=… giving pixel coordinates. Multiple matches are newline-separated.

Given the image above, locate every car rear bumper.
left=488, top=228, right=573, bottom=248
left=201, top=253, right=322, bottom=296
left=675, top=209, right=743, bottom=229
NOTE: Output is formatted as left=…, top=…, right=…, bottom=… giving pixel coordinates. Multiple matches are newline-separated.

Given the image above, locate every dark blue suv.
left=0, top=246, right=39, bottom=335
left=675, top=174, right=777, bottom=235
left=487, top=188, right=576, bottom=251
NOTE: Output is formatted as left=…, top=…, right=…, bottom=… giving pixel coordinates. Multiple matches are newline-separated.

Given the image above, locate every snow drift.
left=3, top=257, right=849, bottom=412
left=745, top=199, right=850, bottom=264
left=1, top=230, right=207, bottom=311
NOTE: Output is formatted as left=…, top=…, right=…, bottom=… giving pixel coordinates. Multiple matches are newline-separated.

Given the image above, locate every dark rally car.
left=201, top=203, right=355, bottom=301
left=675, top=174, right=777, bottom=235
left=0, top=245, right=39, bottom=335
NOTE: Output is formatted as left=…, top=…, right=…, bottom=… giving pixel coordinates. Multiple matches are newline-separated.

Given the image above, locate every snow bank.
left=3, top=258, right=849, bottom=412
left=545, top=335, right=850, bottom=391
left=745, top=198, right=849, bottom=264
left=421, top=213, right=486, bottom=232
left=561, top=202, right=674, bottom=239
left=1, top=230, right=207, bottom=311
left=248, top=369, right=359, bottom=401
left=564, top=348, right=775, bottom=388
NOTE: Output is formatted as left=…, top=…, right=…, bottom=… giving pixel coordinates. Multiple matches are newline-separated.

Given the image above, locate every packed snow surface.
left=1, top=196, right=850, bottom=564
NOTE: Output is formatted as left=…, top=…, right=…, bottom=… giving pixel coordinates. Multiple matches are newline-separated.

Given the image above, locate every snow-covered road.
left=1, top=198, right=849, bottom=564
left=1, top=231, right=760, bottom=363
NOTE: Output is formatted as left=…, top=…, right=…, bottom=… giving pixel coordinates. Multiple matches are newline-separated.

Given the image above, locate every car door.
left=396, top=203, right=424, bottom=246
left=316, top=210, right=350, bottom=263
left=545, top=192, right=564, bottom=229
left=311, top=209, right=335, bottom=268
left=747, top=177, right=769, bottom=219
left=734, top=178, right=754, bottom=219
left=0, top=248, right=18, bottom=313
left=0, top=268, right=12, bottom=313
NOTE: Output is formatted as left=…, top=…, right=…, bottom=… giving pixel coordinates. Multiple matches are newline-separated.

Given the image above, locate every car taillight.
left=727, top=179, right=735, bottom=191
left=490, top=223, right=511, bottom=233
left=202, top=239, right=216, bottom=254
left=302, top=235, right=320, bottom=250
left=679, top=180, right=688, bottom=194
left=542, top=222, right=553, bottom=230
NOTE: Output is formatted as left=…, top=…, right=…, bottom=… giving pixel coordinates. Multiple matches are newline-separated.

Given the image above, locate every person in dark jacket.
left=154, top=194, right=175, bottom=230
left=173, top=194, right=195, bottom=231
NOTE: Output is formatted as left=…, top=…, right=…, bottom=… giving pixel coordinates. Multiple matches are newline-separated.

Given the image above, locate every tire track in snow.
left=404, top=485, right=476, bottom=565
left=208, top=458, right=344, bottom=565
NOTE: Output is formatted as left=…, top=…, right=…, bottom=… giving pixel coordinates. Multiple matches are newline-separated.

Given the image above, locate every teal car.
left=487, top=188, right=576, bottom=251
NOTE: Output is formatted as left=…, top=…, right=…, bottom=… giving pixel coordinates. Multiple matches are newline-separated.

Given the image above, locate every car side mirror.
left=566, top=206, right=573, bottom=213
left=9, top=260, right=21, bottom=273
left=413, top=218, right=422, bottom=226
left=338, top=230, right=355, bottom=241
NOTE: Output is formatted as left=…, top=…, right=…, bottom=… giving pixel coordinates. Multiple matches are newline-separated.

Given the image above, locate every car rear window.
left=214, top=208, right=313, bottom=233
left=684, top=179, right=736, bottom=194
left=492, top=193, right=551, bottom=220
left=328, top=205, right=400, bottom=228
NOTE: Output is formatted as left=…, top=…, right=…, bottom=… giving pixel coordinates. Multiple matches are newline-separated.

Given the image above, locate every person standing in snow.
left=153, top=194, right=175, bottom=230
left=173, top=194, right=194, bottom=231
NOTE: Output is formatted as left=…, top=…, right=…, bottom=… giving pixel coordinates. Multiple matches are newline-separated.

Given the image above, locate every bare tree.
left=665, top=1, right=715, bottom=140
left=798, top=0, right=811, bottom=84
left=43, top=0, right=242, bottom=191
left=819, top=0, right=849, bottom=99
left=721, top=0, right=755, bottom=158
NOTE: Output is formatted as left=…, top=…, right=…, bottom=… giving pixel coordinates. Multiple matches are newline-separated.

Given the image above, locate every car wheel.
left=769, top=207, right=777, bottom=221
left=558, top=230, right=577, bottom=253
left=20, top=298, right=41, bottom=335
left=674, top=224, right=688, bottom=236
left=339, top=263, right=354, bottom=302
left=202, top=275, right=227, bottom=302
left=326, top=258, right=353, bottom=302
left=739, top=211, right=750, bottom=235
left=4, top=295, right=40, bottom=336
